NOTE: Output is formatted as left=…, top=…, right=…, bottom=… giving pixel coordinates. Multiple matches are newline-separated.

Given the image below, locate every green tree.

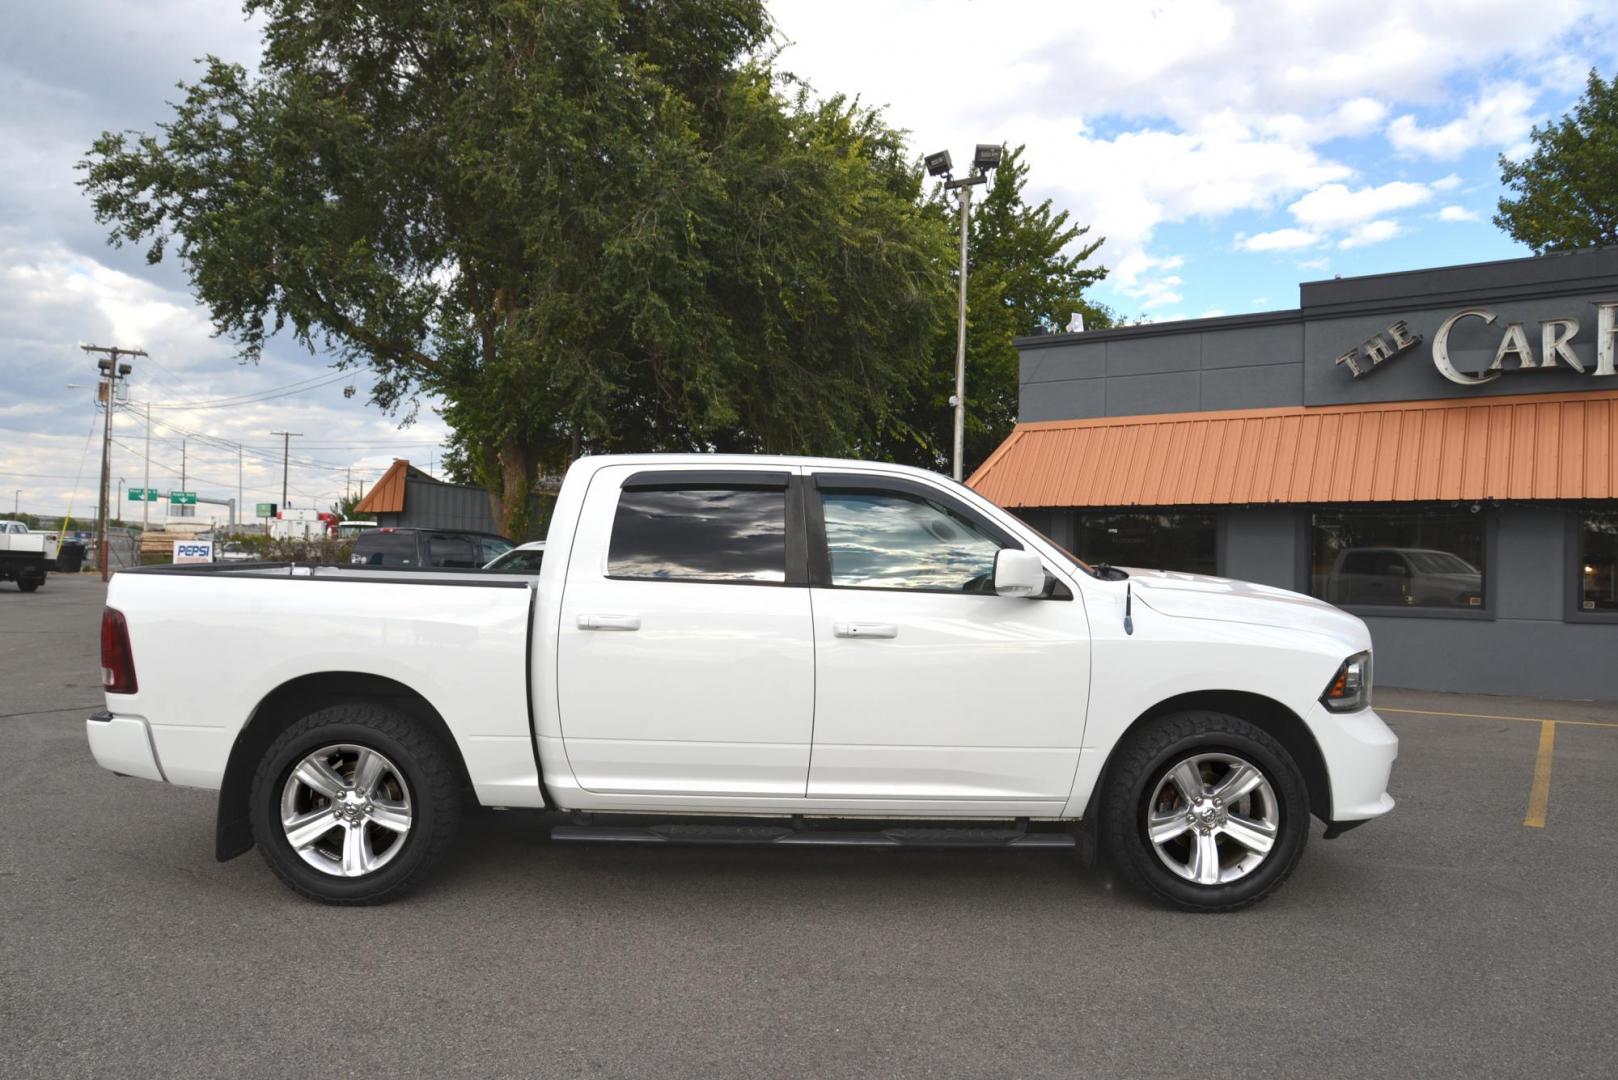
left=1496, top=68, right=1618, bottom=251
left=883, top=145, right=1110, bottom=476
left=329, top=493, right=372, bottom=522
left=82, top=1, right=952, bottom=537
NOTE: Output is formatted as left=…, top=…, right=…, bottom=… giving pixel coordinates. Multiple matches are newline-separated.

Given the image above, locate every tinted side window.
left=820, top=490, right=1004, bottom=592
left=357, top=532, right=419, bottom=566
left=608, top=488, right=786, bottom=583
left=428, top=534, right=477, bottom=568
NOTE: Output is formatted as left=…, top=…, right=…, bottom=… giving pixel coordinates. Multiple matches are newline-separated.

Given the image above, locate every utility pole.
left=82, top=344, right=145, bottom=581
left=12, top=490, right=18, bottom=518
left=180, top=437, right=187, bottom=492
left=142, top=400, right=151, bottom=531
left=271, top=431, right=302, bottom=508
left=238, top=447, right=244, bottom=534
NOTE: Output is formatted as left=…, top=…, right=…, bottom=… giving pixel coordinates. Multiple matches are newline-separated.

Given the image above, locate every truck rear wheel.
left=249, top=703, right=461, bottom=904
left=17, top=573, right=43, bottom=592
left=1098, top=710, right=1308, bottom=913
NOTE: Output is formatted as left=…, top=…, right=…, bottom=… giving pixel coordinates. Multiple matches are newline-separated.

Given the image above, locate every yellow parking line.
left=1380, top=707, right=1618, bottom=730
left=1523, top=721, right=1556, bottom=829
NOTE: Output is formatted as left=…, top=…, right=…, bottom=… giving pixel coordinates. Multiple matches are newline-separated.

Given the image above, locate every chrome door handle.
left=834, top=622, right=898, bottom=639
left=577, top=614, right=641, bottom=631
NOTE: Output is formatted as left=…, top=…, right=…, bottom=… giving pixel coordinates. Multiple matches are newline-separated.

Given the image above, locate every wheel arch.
left=215, top=672, right=475, bottom=862
left=1087, top=690, right=1332, bottom=823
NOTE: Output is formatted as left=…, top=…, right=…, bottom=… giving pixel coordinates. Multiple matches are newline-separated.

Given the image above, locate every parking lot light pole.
left=925, top=144, right=1002, bottom=482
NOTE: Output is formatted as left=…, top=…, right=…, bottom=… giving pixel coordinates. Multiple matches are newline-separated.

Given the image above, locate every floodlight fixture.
left=973, top=143, right=1002, bottom=172
left=924, top=150, right=953, bottom=177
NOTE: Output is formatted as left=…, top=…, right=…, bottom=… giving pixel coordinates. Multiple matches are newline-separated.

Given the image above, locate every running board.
left=550, top=822, right=1075, bottom=850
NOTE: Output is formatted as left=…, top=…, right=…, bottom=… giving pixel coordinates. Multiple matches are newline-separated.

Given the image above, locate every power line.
left=140, top=369, right=353, bottom=410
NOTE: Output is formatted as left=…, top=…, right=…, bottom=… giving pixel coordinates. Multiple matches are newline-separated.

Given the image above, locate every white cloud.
left=1438, top=205, right=1481, bottom=222
left=768, top=0, right=1617, bottom=313
left=1289, top=181, right=1432, bottom=229
left=1339, top=219, right=1402, bottom=248
left=1297, top=257, right=1331, bottom=271
left=1111, top=251, right=1186, bottom=310
left=1431, top=173, right=1464, bottom=191
left=1237, top=228, right=1320, bottom=252
left=1386, top=82, right=1538, bottom=159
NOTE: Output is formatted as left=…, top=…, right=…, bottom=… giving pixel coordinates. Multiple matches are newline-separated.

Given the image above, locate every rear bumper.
left=1306, top=701, right=1398, bottom=823
left=86, top=710, right=166, bottom=783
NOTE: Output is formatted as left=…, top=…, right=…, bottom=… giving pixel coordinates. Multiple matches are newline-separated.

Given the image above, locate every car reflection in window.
left=608, top=488, right=787, bottom=583
left=821, top=491, right=1002, bottom=592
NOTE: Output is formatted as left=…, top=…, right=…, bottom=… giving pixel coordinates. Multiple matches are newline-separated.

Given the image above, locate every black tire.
left=249, top=702, right=461, bottom=904
left=17, top=576, right=42, bottom=592
left=1098, top=710, right=1308, bottom=913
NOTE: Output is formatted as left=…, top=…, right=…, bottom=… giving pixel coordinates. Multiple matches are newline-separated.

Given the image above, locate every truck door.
left=556, top=466, right=814, bottom=798
left=803, top=472, right=1090, bottom=812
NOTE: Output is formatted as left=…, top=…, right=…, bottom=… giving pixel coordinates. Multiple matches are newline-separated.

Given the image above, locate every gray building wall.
left=380, top=478, right=501, bottom=535
left=1214, top=506, right=1618, bottom=702
left=1018, top=246, right=1618, bottom=422
left=1010, top=248, right=1618, bottom=703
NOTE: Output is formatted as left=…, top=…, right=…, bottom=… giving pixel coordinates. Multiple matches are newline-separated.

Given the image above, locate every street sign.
left=127, top=488, right=158, bottom=501
left=256, top=503, right=277, bottom=517
left=169, top=491, right=197, bottom=505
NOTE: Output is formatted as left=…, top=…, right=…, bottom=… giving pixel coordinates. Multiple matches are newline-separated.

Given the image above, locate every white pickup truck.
left=88, top=454, right=1396, bottom=911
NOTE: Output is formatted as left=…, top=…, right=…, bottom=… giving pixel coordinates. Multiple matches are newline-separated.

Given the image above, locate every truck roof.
left=568, top=453, right=961, bottom=484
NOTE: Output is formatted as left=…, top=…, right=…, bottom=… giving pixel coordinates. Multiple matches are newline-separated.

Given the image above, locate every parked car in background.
left=217, top=542, right=256, bottom=563
left=350, top=527, right=512, bottom=569
left=1, top=520, right=53, bottom=591
left=337, top=520, right=377, bottom=540
left=91, top=454, right=1396, bottom=912
left=1324, top=546, right=1483, bottom=608
left=484, top=540, right=545, bottom=573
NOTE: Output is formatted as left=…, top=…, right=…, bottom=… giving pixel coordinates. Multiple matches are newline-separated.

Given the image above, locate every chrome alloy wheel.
left=279, top=744, right=413, bottom=878
left=1145, top=752, right=1279, bottom=886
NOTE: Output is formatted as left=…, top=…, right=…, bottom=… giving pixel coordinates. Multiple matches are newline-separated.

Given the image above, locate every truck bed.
left=102, top=562, right=544, bottom=807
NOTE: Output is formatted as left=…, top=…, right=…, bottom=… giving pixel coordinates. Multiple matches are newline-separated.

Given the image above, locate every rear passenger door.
left=556, top=466, right=815, bottom=798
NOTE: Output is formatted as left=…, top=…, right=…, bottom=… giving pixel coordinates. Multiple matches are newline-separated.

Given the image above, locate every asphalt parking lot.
left=3, top=574, right=1616, bottom=1079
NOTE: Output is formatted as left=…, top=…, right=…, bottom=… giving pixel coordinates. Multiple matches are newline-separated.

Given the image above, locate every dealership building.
left=971, top=246, right=1618, bottom=701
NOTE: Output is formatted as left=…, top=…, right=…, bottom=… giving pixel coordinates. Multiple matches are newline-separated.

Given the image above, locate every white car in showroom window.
left=87, top=454, right=1396, bottom=911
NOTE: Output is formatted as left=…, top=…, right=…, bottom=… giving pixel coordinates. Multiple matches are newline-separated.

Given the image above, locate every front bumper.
left=86, top=710, right=166, bottom=783
left=1307, top=701, right=1398, bottom=823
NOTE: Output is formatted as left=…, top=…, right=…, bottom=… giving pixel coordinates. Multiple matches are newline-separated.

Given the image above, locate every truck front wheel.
left=249, top=703, right=462, bottom=904
left=1098, top=710, right=1309, bottom=912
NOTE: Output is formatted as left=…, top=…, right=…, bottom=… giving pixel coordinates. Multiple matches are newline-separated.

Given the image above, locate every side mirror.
left=993, top=548, right=1045, bottom=597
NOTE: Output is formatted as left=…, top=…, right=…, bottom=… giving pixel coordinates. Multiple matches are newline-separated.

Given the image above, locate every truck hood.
left=1123, top=567, right=1368, bottom=644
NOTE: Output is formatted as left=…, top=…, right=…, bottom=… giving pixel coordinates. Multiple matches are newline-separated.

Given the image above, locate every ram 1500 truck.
left=88, top=454, right=1397, bottom=911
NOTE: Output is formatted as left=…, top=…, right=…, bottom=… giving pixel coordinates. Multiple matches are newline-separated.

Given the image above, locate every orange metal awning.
left=354, top=459, right=430, bottom=515
left=968, top=390, right=1618, bottom=508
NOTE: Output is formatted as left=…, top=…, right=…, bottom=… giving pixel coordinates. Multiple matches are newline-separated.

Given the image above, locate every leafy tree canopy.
left=1496, top=68, right=1618, bottom=252
left=82, top=0, right=954, bottom=537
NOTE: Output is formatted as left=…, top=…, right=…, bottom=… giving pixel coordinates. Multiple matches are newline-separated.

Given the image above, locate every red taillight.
left=101, top=607, right=138, bottom=694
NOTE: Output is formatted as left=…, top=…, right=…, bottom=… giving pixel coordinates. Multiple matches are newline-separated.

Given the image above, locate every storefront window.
left=1072, top=511, right=1217, bottom=575
left=1310, top=509, right=1484, bottom=609
left=1577, top=512, right=1618, bottom=612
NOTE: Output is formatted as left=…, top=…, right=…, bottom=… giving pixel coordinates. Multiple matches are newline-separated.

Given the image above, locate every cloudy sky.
left=4, top=0, right=1616, bottom=519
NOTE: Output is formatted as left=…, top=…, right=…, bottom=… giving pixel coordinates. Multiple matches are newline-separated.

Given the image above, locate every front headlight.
left=1321, top=651, right=1372, bottom=712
